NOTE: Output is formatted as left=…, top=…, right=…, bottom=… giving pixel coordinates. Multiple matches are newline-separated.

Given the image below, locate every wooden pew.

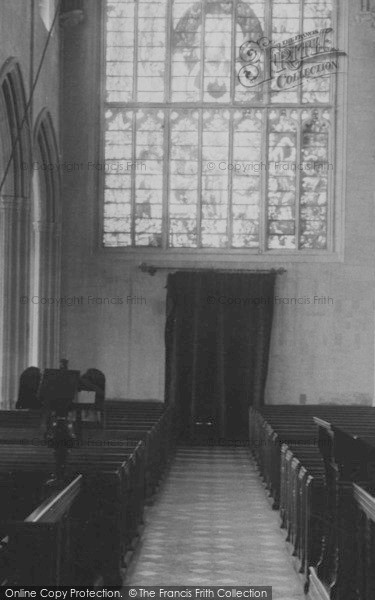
left=0, top=439, right=145, bottom=583
left=0, top=396, right=177, bottom=581
left=310, top=422, right=375, bottom=600
left=0, top=475, right=82, bottom=585
left=100, top=400, right=177, bottom=495
left=0, top=410, right=43, bottom=427
left=0, top=400, right=177, bottom=584
left=249, top=407, right=318, bottom=507
left=352, top=484, right=375, bottom=599
left=0, top=399, right=177, bottom=499
left=249, top=405, right=375, bottom=507
left=279, top=442, right=325, bottom=586
left=250, top=405, right=375, bottom=595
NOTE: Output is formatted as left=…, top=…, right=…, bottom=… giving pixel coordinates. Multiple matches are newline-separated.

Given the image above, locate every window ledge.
left=94, top=246, right=343, bottom=267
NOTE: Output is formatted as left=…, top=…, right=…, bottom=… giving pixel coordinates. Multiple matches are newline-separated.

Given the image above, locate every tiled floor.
left=126, top=446, right=306, bottom=599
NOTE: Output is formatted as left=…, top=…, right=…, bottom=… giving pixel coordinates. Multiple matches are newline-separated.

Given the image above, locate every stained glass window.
left=103, top=0, right=337, bottom=251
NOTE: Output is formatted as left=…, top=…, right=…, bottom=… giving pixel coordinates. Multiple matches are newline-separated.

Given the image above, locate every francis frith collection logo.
left=238, top=28, right=345, bottom=91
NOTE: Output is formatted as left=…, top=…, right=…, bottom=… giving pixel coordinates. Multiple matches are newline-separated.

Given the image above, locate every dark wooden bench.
left=0, top=475, right=82, bottom=585
left=279, top=442, right=325, bottom=583
left=310, top=421, right=375, bottom=600
left=249, top=405, right=375, bottom=593
left=0, top=400, right=177, bottom=499
left=249, top=406, right=375, bottom=506
left=0, top=400, right=177, bottom=584
left=0, top=410, right=44, bottom=427
left=100, top=400, right=177, bottom=494
left=0, top=439, right=147, bottom=584
left=352, top=483, right=375, bottom=599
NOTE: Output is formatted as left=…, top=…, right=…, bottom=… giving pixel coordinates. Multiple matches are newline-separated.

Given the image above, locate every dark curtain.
left=165, top=271, right=276, bottom=441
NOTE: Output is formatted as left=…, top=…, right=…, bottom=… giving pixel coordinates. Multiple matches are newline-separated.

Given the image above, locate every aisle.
left=126, top=446, right=306, bottom=599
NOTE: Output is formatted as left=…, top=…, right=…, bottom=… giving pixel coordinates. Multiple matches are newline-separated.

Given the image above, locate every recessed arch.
left=29, top=109, right=62, bottom=370
left=0, top=58, right=32, bottom=407
left=33, top=108, right=61, bottom=223
left=0, top=57, right=32, bottom=200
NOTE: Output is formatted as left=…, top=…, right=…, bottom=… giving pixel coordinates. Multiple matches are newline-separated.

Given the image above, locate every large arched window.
left=102, top=0, right=340, bottom=252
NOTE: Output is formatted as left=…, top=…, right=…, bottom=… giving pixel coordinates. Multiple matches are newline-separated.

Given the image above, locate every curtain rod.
left=138, top=262, right=287, bottom=276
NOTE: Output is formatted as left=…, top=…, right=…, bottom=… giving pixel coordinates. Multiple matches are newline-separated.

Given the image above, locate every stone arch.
left=0, top=58, right=32, bottom=408
left=29, top=109, right=62, bottom=370
left=0, top=57, right=31, bottom=197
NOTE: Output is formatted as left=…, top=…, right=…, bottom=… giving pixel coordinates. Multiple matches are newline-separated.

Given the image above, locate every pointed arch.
left=33, top=108, right=61, bottom=222
left=30, top=109, right=62, bottom=370
left=0, top=58, right=32, bottom=408
left=0, top=57, right=31, bottom=198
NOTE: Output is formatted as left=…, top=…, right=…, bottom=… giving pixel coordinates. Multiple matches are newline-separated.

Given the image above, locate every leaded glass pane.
left=203, top=3, right=232, bottom=102
left=169, top=110, right=199, bottom=247
left=302, top=1, right=334, bottom=103
left=231, top=109, right=262, bottom=247
left=103, top=109, right=133, bottom=246
left=236, top=1, right=266, bottom=104
left=134, top=110, right=164, bottom=246
left=172, top=3, right=202, bottom=102
left=104, top=0, right=336, bottom=250
left=201, top=110, right=230, bottom=247
left=106, top=2, right=135, bottom=102
left=267, top=109, right=298, bottom=250
left=299, top=108, right=330, bottom=249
